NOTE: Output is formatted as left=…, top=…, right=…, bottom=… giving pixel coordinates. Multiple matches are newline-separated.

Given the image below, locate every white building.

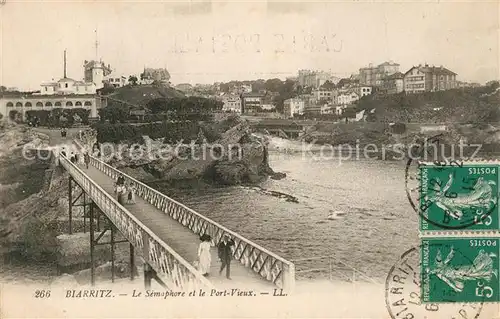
left=105, top=75, right=128, bottom=88
left=1, top=50, right=107, bottom=121
left=39, top=51, right=112, bottom=95
left=261, top=104, right=276, bottom=111
left=337, top=91, right=360, bottom=105
left=283, top=98, right=305, bottom=118
left=298, top=70, right=339, bottom=88
left=313, top=89, right=335, bottom=102
left=320, top=104, right=334, bottom=114
left=221, top=95, right=242, bottom=113
left=358, top=86, right=372, bottom=97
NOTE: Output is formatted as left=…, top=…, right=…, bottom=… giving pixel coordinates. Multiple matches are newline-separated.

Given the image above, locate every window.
left=66, top=101, right=73, bottom=107
left=45, top=87, right=48, bottom=91
left=55, top=102, right=62, bottom=107
left=75, top=101, right=82, bottom=106
left=45, top=102, right=52, bottom=107
left=36, top=102, right=43, bottom=107
left=15, top=102, right=23, bottom=107
left=65, top=83, right=68, bottom=88
left=25, top=102, right=32, bottom=107
left=6, top=102, right=13, bottom=107
left=84, top=101, right=92, bottom=106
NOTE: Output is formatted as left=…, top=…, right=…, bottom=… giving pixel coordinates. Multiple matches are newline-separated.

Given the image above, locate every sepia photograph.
left=0, top=0, right=499, bottom=318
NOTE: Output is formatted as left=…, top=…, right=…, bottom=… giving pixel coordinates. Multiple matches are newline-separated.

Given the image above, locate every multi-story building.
left=359, top=61, right=400, bottom=86
left=298, top=70, right=339, bottom=88
left=83, top=59, right=113, bottom=90
left=241, top=92, right=265, bottom=113
left=403, top=64, right=457, bottom=93
left=1, top=94, right=102, bottom=122
left=313, top=89, right=335, bottom=102
left=283, top=98, right=305, bottom=118
left=221, top=95, right=242, bottom=113
left=39, top=51, right=111, bottom=95
left=1, top=50, right=110, bottom=121
left=357, top=86, right=372, bottom=97
left=382, top=72, right=405, bottom=94
left=337, top=91, right=360, bottom=105
left=105, top=76, right=128, bottom=88
left=261, top=104, right=276, bottom=111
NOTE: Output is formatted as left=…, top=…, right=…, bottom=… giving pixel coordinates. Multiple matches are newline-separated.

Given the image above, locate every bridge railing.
left=59, top=153, right=214, bottom=291
left=74, top=140, right=295, bottom=291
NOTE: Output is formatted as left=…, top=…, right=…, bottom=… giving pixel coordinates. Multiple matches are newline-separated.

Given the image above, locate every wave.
left=240, top=185, right=299, bottom=203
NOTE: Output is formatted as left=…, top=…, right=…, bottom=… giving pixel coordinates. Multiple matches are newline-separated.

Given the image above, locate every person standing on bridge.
left=218, top=234, right=235, bottom=280
left=84, top=152, right=90, bottom=169
left=115, top=175, right=125, bottom=194
left=116, top=184, right=126, bottom=205
left=198, top=234, right=214, bottom=277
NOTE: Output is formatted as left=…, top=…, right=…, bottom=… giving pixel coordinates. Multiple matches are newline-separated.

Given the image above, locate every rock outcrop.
left=102, top=119, right=283, bottom=187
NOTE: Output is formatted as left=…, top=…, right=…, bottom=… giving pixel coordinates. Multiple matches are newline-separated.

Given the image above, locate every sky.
left=0, top=0, right=498, bottom=90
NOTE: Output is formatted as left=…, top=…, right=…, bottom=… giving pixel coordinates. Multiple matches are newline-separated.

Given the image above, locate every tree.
left=320, top=80, right=335, bottom=90
left=128, top=75, right=138, bottom=86
left=98, top=104, right=130, bottom=124
left=97, top=82, right=116, bottom=95
left=265, top=78, right=283, bottom=92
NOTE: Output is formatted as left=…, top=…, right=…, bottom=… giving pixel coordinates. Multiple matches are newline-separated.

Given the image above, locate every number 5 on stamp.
left=419, top=164, right=499, bottom=230
left=421, top=238, right=499, bottom=303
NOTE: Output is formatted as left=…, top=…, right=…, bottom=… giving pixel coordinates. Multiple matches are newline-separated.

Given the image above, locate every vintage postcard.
left=0, top=0, right=499, bottom=318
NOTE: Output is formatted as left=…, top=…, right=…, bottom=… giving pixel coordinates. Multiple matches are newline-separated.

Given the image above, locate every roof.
left=404, top=65, right=457, bottom=76
left=57, top=77, right=76, bottom=83
left=242, top=92, right=265, bottom=98
left=379, top=61, right=400, bottom=66
left=385, top=72, right=404, bottom=80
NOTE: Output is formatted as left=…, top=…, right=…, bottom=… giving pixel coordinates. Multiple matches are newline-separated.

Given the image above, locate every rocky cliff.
left=103, top=118, right=284, bottom=187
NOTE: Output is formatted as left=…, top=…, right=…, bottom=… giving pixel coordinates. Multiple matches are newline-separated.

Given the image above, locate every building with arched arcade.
left=0, top=49, right=110, bottom=121
left=0, top=94, right=104, bottom=121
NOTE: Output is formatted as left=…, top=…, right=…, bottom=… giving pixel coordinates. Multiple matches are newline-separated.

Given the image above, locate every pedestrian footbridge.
left=56, top=139, right=295, bottom=292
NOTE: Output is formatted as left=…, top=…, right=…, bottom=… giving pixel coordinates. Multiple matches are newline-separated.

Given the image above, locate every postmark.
left=386, top=245, right=484, bottom=319
left=419, top=163, right=499, bottom=231
left=421, top=237, right=499, bottom=303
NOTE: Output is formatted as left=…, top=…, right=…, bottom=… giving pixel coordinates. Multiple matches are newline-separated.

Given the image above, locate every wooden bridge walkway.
left=78, top=161, right=274, bottom=290
left=38, top=128, right=291, bottom=291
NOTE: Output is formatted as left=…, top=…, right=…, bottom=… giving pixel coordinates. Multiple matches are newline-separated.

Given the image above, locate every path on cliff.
left=38, top=127, right=275, bottom=291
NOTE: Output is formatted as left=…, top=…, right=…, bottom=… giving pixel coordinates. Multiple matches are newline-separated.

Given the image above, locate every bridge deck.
left=74, top=162, right=275, bottom=291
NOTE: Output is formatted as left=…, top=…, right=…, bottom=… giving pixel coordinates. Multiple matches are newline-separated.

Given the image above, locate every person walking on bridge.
left=198, top=234, right=214, bottom=277
left=218, top=234, right=235, bottom=280
left=115, top=175, right=125, bottom=193
left=84, top=152, right=90, bottom=169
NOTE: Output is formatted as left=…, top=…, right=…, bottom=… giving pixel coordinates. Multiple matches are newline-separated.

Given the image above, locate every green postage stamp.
left=421, top=237, right=499, bottom=303
left=419, top=163, right=499, bottom=230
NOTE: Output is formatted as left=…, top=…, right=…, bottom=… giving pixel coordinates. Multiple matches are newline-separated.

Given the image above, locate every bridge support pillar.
left=68, top=177, right=73, bottom=234
left=129, top=244, right=135, bottom=281
left=89, top=201, right=95, bottom=286
left=87, top=203, right=131, bottom=286
left=68, top=176, right=87, bottom=234
left=143, top=262, right=167, bottom=289
left=144, top=263, right=153, bottom=289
